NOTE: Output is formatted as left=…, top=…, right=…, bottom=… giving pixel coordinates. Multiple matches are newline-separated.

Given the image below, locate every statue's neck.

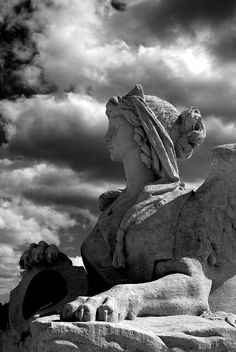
left=122, top=151, right=156, bottom=196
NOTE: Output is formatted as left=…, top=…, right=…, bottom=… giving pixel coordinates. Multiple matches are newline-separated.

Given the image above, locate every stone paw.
left=73, top=297, right=105, bottom=322
left=19, top=241, right=72, bottom=270
left=75, top=303, right=97, bottom=321
left=61, top=297, right=87, bottom=321
left=97, top=297, right=120, bottom=322
left=61, top=286, right=139, bottom=323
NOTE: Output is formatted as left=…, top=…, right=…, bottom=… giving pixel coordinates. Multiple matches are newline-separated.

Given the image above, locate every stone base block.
left=28, top=314, right=236, bottom=352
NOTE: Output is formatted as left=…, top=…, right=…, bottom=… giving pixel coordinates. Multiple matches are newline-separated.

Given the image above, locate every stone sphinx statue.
left=2, top=84, right=236, bottom=351
left=60, top=84, right=235, bottom=325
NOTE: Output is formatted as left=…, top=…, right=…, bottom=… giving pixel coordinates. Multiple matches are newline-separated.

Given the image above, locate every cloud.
left=0, top=160, right=104, bottom=245
left=0, top=0, right=42, bottom=98
left=0, top=245, right=20, bottom=279
left=1, top=0, right=233, bottom=129
left=32, top=0, right=113, bottom=93
left=0, top=161, right=106, bottom=205
left=0, top=93, right=124, bottom=180
left=209, top=27, right=236, bottom=63
left=1, top=0, right=235, bottom=101
left=11, top=162, right=115, bottom=217
left=0, top=197, right=77, bottom=247
left=108, top=0, right=236, bottom=44
left=70, top=255, right=84, bottom=267
left=0, top=244, right=21, bottom=303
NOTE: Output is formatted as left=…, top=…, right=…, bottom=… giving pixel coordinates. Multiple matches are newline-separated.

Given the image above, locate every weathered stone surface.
left=175, top=143, right=236, bottom=315
left=8, top=262, right=88, bottom=339
left=0, top=329, right=32, bottom=352
left=29, top=314, right=236, bottom=352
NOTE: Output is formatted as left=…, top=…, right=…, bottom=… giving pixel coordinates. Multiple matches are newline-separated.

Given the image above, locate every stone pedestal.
left=27, top=315, right=236, bottom=352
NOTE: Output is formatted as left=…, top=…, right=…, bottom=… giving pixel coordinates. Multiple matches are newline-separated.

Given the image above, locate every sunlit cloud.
left=70, top=256, right=84, bottom=267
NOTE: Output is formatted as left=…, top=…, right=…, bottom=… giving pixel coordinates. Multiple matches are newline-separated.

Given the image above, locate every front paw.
left=19, top=241, right=71, bottom=270
left=61, top=286, right=139, bottom=323
left=97, top=297, right=120, bottom=322
left=61, top=296, right=122, bottom=323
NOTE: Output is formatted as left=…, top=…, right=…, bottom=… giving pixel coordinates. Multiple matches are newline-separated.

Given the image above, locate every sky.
left=0, top=0, right=236, bottom=303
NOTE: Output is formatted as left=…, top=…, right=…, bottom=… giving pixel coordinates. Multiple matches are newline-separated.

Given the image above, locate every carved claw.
left=61, top=304, right=76, bottom=321
left=75, top=304, right=96, bottom=322
left=225, top=313, right=236, bottom=328
left=103, top=309, right=108, bottom=322
left=97, top=299, right=119, bottom=323
left=75, top=307, right=84, bottom=321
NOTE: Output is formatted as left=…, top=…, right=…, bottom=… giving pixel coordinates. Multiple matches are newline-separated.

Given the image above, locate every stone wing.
left=175, top=144, right=236, bottom=267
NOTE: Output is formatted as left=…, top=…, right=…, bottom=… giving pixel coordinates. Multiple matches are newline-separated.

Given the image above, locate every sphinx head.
left=105, top=84, right=206, bottom=179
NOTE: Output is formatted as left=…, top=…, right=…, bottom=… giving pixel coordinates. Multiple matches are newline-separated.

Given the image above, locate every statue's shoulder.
left=98, top=189, right=123, bottom=211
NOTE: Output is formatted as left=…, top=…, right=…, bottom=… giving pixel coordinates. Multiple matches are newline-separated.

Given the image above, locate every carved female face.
left=105, top=115, right=138, bottom=162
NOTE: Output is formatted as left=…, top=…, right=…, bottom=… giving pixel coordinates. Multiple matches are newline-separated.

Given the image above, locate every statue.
left=2, top=84, right=236, bottom=351
left=18, top=84, right=236, bottom=325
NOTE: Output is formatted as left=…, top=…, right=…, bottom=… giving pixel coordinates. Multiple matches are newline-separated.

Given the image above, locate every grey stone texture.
left=9, top=260, right=88, bottom=339
left=28, top=314, right=236, bottom=351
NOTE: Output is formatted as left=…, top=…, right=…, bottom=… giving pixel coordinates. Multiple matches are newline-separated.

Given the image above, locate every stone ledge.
left=29, top=314, right=236, bottom=352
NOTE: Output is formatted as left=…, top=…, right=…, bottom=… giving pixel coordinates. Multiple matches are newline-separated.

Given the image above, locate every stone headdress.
left=105, top=84, right=206, bottom=268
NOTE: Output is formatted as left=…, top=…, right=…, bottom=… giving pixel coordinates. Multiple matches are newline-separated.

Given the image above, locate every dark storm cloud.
left=109, top=0, right=236, bottom=62
left=0, top=114, right=8, bottom=146
left=210, top=30, right=236, bottom=63
left=133, top=0, right=236, bottom=39
left=7, top=117, right=122, bottom=182
left=111, top=0, right=127, bottom=12
left=23, top=186, right=100, bottom=216
left=95, top=57, right=236, bottom=124
left=112, top=0, right=236, bottom=41
left=0, top=95, right=123, bottom=182
left=0, top=0, right=39, bottom=98
left=0, top=0, right=59, bottom=99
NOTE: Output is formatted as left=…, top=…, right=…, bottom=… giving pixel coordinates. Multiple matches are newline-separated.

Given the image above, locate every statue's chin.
left=110, top=156, right=119, bottom=162
left=109, top=152, right=121, bottom=163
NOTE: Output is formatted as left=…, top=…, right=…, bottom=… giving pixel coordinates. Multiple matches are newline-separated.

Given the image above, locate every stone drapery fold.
left=106, top=85, right=180, bottom=268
